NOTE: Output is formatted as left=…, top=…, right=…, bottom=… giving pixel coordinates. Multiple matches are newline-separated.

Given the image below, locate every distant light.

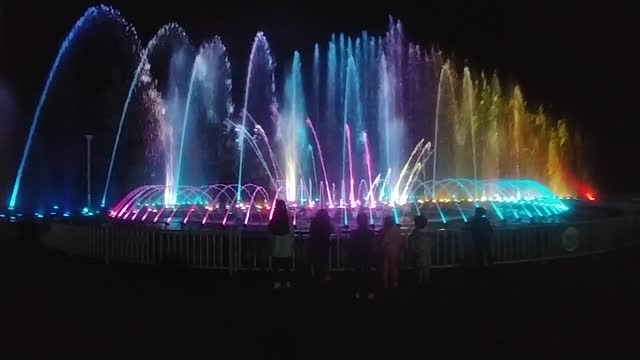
left=63, top=213, right=70, bottom=217
left=82, top=207, right=89, bottom=214
left=0, top=214, right=5, bottom=218
left=586, top=193, right=596, bottom=201
left=53, top=205, right=59, bottom=210
left=36, top=214, right=44, bottom=219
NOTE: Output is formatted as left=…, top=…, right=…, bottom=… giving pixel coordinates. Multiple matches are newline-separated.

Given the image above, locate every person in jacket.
left=268, top=199, right=294, bottom=288
left=350, top=212, right=376, bottom=299
left=470, top=207, right=493, bottom=267
left=309, top=209, right=334, bottom=283
left=378, top=215, right=402, bottom=289
left=408, top=215, right=434, bottom=284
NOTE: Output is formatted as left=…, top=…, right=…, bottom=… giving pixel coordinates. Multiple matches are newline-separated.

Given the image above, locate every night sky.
left=0, top=0, right=636, bottom=199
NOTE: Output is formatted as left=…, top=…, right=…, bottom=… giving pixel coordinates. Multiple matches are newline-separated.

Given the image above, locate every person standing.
left=309, top=209, right=334, bottom=283
left=350, top=212, right=376, bottom=299
left=408, top=215, right=434, bottom=285
left=378, top=215, right=402, bottom=289
left=470, top=207, right=493, bottom=267
left=268, top=199, right=294, bottom=289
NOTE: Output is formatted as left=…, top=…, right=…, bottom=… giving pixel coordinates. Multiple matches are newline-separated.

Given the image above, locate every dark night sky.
left=0, top=0, right=637, bottom=197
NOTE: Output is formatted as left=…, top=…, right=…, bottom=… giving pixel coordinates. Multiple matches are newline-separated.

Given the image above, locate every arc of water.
left=307, top=145, right=319, bottom=200
left=357, top=180, right=369, bottom=202
left=462, top=68, right=478, bottom=196
left=111, top=185, right=155, bottom=216
left=245, top=111, right=281, bottom=178
left=432, top=66, right=444, bottom=199
left=9, top=6, right=140, bottom=209
left=118, top=186, right=159, bottom=218
left=175, top=52, right=201, bottom=191
left=153, top=207, right=166, bottom=223
left=245, top=187, right=268, bottom=224
left=268, top=187, right=284, bottom=220
left=345, top=124, right=356, bottom=206
left=238, top=32, right=272, bottom=201
left=379, top=169, right=392, bottom=202
left=366, top=173, right=382, bottom=203
left=399, top=147, right=433, bottom=204
left=362, top=131, right=375, bottom=207
left=306, top=118, right=332, bottom=207
left=102, top=23, right=187, bottom=208
left=226, top=120, right=277, bottom=191
left=392, top=139, right=425, bottom=204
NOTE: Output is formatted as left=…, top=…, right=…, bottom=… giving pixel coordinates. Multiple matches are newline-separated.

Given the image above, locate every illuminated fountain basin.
left=110, top=179, right=569, bottom=230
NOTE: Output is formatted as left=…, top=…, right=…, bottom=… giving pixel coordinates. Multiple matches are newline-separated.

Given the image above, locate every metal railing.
left=40, top=216, right=636, bottom=273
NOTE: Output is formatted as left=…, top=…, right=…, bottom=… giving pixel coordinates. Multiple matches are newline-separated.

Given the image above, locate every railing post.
left=238, top=230, right=242, bottom=270
left=104, top=228, right=111, bottom=264
left=228, top=230, right=234, bottom=277
left=336, top=235, right=341, bottom=269
left=206, top=233, right=211, bottom=268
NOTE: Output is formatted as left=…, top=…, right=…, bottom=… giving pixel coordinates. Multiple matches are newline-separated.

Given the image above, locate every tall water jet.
left=378, top=54, right=392, bottom=198
left=480, top=73, right=501, bottom=179
left=510, top=86, right=525, bottom=181
left=345, top=124, right=355, bottom=206
left=326, top=36, right=337, bottom=136
left=462, top=68, right=478, bottom=187
left=16, top=14, right=585, bottom=220
left=432, top=62, right=458, bottom=198
left=237, top=32, right=275, bottom=200
left=175, top=38, right=232, bottom=190
left=9, top=5, right=139, bottom=209
left=156, top=37, right=194, bottom=206
left=306, top=118, right=332, bottom=207
left=102, top=23, right=188, bottom=208
left=362, top=131, right=375, bottom=207
left=281, top=51, right=307, bottom=201
left=312, top=44, right=321, bottom=125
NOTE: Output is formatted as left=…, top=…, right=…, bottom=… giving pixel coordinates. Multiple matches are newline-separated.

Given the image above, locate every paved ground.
left=0, top=230, right=637, bottom=357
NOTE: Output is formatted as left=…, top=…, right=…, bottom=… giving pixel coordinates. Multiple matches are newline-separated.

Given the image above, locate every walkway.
left=0, top=235, right=636, bottom=357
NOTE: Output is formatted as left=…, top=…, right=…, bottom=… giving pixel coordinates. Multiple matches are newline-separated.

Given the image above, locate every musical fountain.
left=5, top=5, right=590, bottom=230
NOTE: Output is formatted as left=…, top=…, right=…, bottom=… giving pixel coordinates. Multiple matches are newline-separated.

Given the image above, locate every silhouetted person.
left=470, top=207, right=493, bottom=267
left=408, top=215, right=433, bottom=284
left=350, top=212, right=376, bottom=299
left=268, top=199, right=294, bottom=289
left=378, top=215, right=402, bottom=289
left=309, top=208, right=333, bottom=283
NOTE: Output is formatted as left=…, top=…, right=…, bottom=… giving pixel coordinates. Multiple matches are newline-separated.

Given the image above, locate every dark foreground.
left=1, top=234, right=637, bottom=357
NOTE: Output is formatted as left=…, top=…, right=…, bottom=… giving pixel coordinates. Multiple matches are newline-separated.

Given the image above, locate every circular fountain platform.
left=106, top=179, right=572, bottom=231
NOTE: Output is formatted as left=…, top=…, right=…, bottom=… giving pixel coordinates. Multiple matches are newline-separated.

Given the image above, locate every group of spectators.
left=267, top=199, right=493, bottom=299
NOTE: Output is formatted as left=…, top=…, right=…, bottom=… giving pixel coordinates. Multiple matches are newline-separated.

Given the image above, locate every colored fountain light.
left=7, top=8, right=588, bottom=228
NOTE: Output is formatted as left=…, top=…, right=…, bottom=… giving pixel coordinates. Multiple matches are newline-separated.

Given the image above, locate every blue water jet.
left=9, top=5, right=138, bottom=209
